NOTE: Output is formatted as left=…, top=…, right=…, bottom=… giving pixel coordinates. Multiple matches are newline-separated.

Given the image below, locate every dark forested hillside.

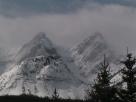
left=0, top=95, right=85, bottom=102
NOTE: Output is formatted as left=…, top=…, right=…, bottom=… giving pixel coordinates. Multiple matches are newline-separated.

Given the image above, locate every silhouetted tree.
left=88, top=55, right=116, bottom=102
left=119, top=53, right=136, bottom=102
left=52, top=88, right=59, bottom=100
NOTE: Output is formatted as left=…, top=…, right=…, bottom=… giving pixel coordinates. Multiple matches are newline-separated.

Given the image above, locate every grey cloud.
left=0, top=0, right=88, bottom=17
left=93, top=0, right=136, bottom=7
left=0, top=0, right=136, bottom=17
left=0, top=4, right=136, bottom=54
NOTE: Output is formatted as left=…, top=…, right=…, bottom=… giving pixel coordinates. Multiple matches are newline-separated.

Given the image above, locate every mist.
left=0, top=3, right=136, bottom=54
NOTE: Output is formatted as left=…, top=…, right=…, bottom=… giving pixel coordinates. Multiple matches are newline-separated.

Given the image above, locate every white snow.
left=0, top=32, right=123, bottom=99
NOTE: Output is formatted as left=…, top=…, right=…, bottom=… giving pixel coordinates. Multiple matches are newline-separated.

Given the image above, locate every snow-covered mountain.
left=15, top=32, right=58, bottom=63
left=0, top=48, right=13, bottom=75
left=0, top=32, right=85, bottom=99
left=71, top=32, right=119, bottom=82
left=0, top=32, right=120, bottom=99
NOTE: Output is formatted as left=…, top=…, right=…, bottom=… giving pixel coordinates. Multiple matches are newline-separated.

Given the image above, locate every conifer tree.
left=119, top=53, right=136, bottom=102
left=88, top=56, right=116, bottom=102
left=52, top=88, right=59, bottom=100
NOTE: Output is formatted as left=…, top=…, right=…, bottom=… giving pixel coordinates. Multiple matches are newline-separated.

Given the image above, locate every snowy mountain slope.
left=15, top=32, right=58, bottom=63
left=0, top=33, right=85, bottom=99
left=71, top=32, right=119, bottom=82
left=56, top=46, right=89, bottom=84
left=0, top=56, right=84, bottom=98
left=0, top=48, right=14, bottom=75
left=0, top=32, right=122, bottom=99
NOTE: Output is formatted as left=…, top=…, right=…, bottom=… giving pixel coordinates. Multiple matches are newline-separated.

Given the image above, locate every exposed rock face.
left=0, top=32, right=120, bottom=99
left=15, top=32, right=58, bottom=63
left=71, top=32, right=117, bottom=81
left=0, top=32, right=83, bottom=99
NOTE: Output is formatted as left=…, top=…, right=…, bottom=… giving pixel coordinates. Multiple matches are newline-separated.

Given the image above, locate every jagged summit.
left=29, top=32, right=53, bottom=48
left=32, top=32, right=49, bottom=43
left=93, top=32, right=104, bottom=38
left=71, top=32, right=117, bottom=81
left=86, top=32, right=104, bottom=42
left=84, top=32, right=104, bottom=43
left=0, top=32, right=120, bottom=99
left=72, top=32, right=106, bottom=55
left=34, top=32, right=47, bottom=38
left=0, top=33, right=83, bottom=98
left=15, top=32, right=58, bottom=63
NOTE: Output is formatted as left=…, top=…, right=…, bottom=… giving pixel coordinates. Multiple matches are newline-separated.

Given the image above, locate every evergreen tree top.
left=121, top=53, right=136, bottom=70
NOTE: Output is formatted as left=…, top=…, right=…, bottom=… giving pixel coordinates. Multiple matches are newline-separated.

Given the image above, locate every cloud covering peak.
left=0, top=0, right=136, bottom=54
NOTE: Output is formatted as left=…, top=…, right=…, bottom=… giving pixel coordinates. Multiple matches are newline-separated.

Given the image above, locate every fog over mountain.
left=0, top=1, right=135, bottom=98
left=0, top=32, right=119, bottom=99
left=0, top=0, right=136, bottom=56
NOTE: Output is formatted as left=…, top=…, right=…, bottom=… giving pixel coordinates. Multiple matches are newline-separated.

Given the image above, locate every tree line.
left=86, top=53, right=136, bottom=102
left=0, top=52, right=136, bottom=102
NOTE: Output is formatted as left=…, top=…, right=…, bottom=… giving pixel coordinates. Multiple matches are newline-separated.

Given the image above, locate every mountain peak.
left=31, top=32, right=52, bottom=45
left=92, top=32, right=104, bottom=39
left=33, top=32, right=47, bottom=41
left=15, top=32, right=58, bottom=63
left=30, top=32, right=55, bottom=51
left=86, top=32, right=104, bottom=44
left=71, top=32, right=117, bottom=80
left=72, top=32, right=106, bottom=54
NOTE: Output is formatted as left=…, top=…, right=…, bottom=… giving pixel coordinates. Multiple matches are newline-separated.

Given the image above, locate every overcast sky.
left=0, top=0, right=136, bottom=54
